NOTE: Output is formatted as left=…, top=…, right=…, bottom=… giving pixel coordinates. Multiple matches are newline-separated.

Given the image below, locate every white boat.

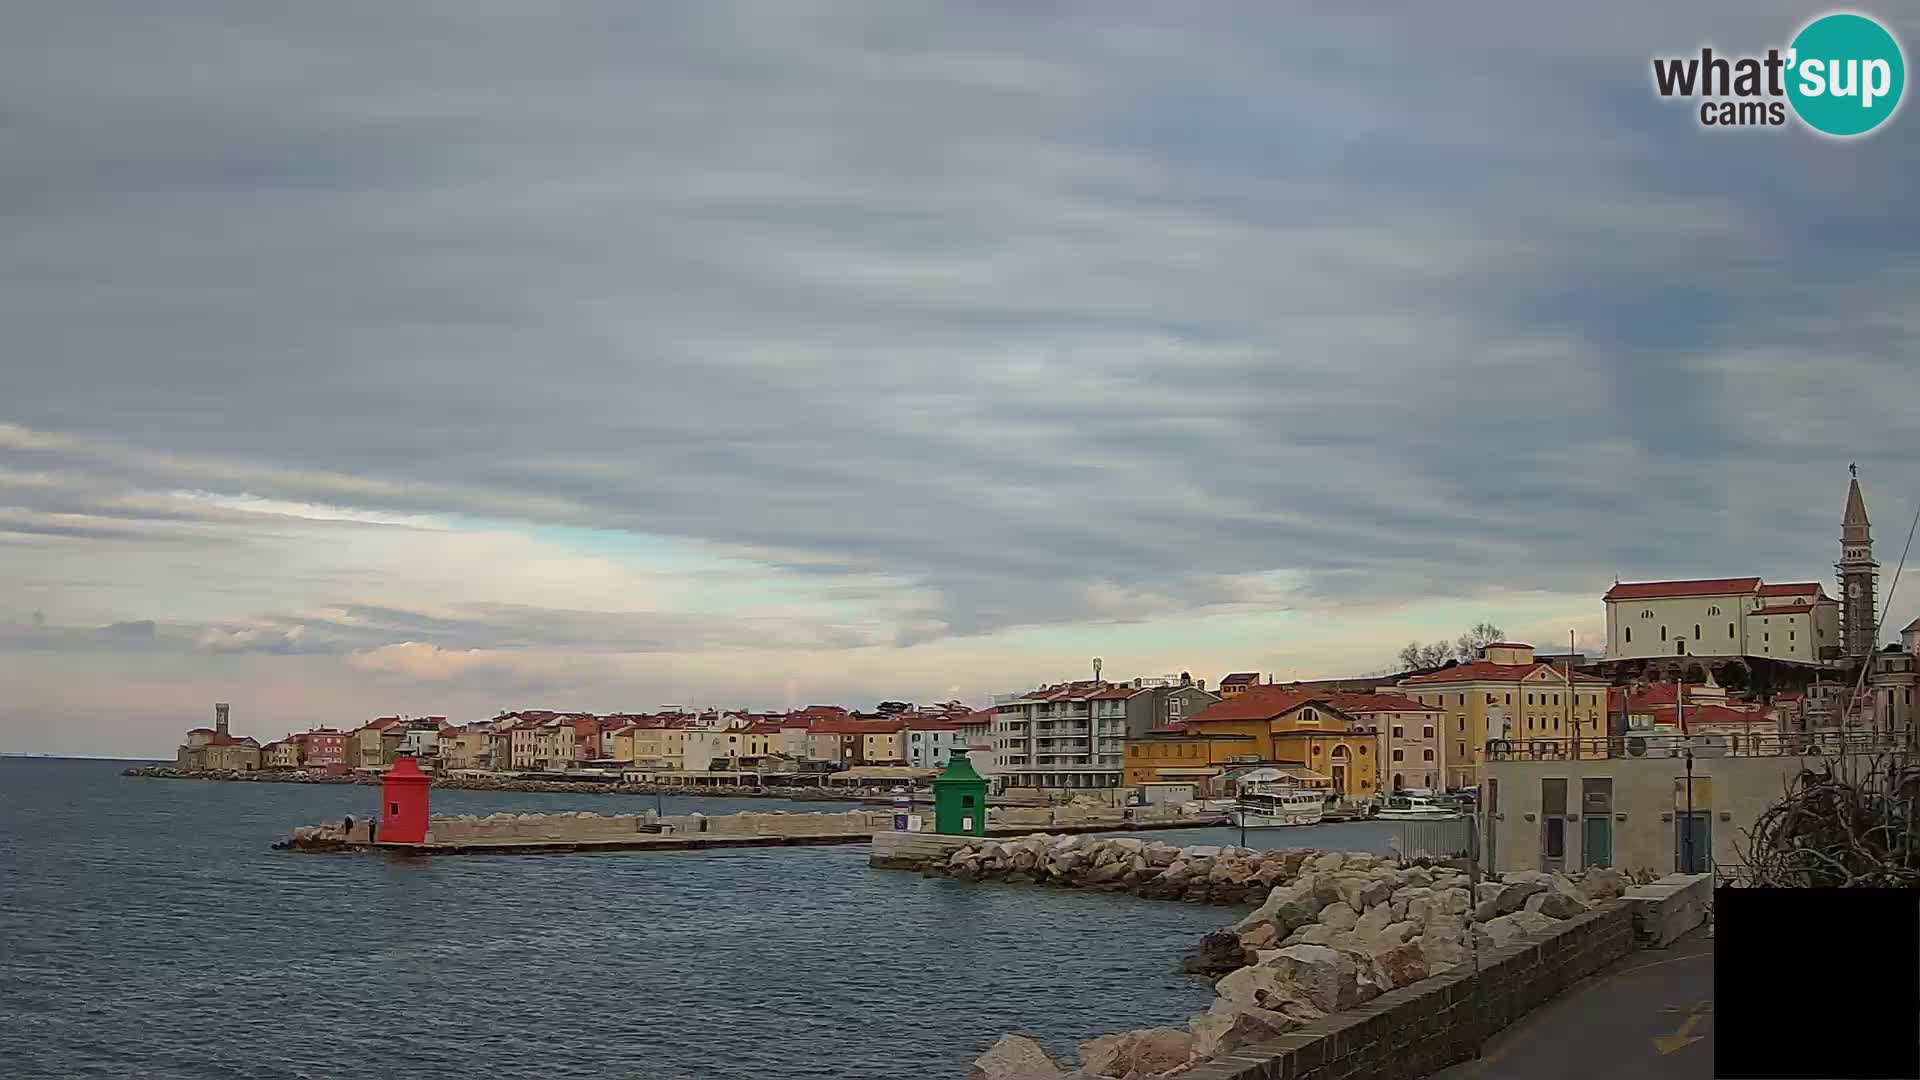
left=1374, top=792, right=1464, bottom=821
left=1228, top=783, right=1326, bottom=828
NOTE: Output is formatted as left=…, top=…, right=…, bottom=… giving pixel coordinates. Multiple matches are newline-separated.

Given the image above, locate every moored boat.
left=1374, top=790, right=1464, bottom=821
left=1228, top=782, right=1326, bottom=828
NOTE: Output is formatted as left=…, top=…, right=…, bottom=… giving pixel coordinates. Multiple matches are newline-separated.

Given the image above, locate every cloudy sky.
left=4, top=2, right=1917, bottom=756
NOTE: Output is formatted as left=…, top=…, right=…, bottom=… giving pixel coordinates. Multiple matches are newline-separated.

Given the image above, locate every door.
left=1582, top=815, right=1612, bottom=868
left=1675, top=812, right=1711, bottom=873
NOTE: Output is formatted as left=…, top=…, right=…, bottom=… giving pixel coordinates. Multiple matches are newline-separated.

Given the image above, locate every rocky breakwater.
left=929, top=835, right=1305, bottom=905
left=967, top=852, right=1631, bottom=1080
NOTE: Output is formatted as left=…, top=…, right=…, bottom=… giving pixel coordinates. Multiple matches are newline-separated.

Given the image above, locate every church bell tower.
left=1837, top=464, right=1878, bottom=658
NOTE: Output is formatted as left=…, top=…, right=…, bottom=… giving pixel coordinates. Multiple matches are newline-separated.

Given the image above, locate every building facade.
left=1126, top=688, right=1382, bottom=798
left=1394, top=642, right=1609, bottom=789
left=1603, top=578, right=1840, bottom=664
left=1120, top=680, right=1222, bottom=739
left=991, top=681, right=1129, bottom=789
left=902, top=718, right=968, bottom=770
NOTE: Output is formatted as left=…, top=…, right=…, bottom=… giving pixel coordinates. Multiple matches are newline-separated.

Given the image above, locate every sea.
left=0, top=757, right=1404, bottom=1079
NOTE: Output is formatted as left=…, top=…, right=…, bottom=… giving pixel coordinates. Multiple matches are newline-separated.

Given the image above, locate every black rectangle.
left=1716, top=888, right=1919, bottom=1079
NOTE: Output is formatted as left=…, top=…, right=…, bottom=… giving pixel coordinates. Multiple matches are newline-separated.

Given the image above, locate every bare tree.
left=1397, top=640, right=1456, bottom=671
left=1454, top=622, right=1506, bottom=661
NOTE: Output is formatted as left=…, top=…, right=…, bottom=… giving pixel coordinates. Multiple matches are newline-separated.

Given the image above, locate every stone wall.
left=1178, top=903, right=1637, bottom=1080
left=424, top=809, right=894, bottom=844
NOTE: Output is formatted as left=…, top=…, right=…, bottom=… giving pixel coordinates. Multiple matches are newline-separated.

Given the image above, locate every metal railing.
left=1486, top=731, right=1909, bottom=761
left=1391, top=817, right=1475, bottom=861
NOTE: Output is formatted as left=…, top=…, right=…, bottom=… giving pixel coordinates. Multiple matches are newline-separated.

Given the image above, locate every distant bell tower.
left=1837, top=464, right=1878, bottom=658
left=215, top=702, right=231, bottom=739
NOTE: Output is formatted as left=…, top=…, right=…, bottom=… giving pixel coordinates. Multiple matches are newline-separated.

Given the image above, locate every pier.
left=277, top=806, right=1228, bottom=855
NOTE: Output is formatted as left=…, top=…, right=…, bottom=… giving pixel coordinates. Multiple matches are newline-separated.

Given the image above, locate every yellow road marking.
left=1653, top=1001, right=1711, bottom=1055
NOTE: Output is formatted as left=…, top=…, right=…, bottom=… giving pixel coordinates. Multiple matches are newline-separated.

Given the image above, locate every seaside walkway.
left=1430, top=926, right=1714, bottom=1080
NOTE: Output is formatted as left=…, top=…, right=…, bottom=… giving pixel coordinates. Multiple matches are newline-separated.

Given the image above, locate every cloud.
left=2, top=2, right=1917, bottom=755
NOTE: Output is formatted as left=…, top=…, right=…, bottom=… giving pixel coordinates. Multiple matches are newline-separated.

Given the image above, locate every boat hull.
left=1228, top=806, right=1326, bottom=828
left=1374, top=809, right=1463, bottom=821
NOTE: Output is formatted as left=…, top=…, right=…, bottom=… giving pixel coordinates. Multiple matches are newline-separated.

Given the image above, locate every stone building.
left=174, top=703, right=259, bottom=771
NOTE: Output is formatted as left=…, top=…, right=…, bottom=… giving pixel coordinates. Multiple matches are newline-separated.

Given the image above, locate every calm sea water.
left=0, top=759, right=1416, bottom=1080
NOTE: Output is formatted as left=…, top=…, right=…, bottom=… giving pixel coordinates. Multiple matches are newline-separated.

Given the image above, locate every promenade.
left=1431, top=926, right=1714, bottom=1080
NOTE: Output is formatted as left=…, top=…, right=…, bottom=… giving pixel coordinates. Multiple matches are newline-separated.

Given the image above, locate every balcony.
left=1486, top=731, right=1906, bottom=761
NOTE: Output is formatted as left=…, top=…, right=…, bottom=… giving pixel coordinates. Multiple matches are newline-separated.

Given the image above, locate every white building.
left=1603, top=577, right=1839, bottom=665
left=901, top=717, right=968, bottom=770
left=991, top=681, right=1130, bottom=789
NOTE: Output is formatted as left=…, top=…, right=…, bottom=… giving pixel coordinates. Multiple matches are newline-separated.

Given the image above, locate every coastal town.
left=157, top=471, right=1920, bottom=873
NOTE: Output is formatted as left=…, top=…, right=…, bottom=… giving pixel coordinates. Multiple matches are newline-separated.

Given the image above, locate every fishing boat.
left=1228, top=782, right=1327, bottom=828
left=1374, top=791, right=1464, bottom=821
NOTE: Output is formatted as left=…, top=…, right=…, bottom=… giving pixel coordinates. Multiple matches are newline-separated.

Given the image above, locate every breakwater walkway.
left=277, top=807, right=1227, bottom=854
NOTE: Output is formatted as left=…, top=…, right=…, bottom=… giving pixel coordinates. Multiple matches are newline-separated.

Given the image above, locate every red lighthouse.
left=379, top=756, right=431, bottom=845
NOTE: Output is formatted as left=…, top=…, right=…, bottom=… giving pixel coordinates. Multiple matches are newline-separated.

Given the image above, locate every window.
left=1423, top=749, right=1434, bottom=761
left=1553, top=694, right=1560, bottom=706
left=1392, top=725, right=1404, bottom=738
left=1693, top=624, right=1701, bottom=640
left=1423, top=725, right=1434, bottom=739
left=1707, top=605, right=1720, bottom=616
left=1359, top=745, right=1368, bottom=755
left=1729, top=622, right=1735, bottom=637
left=1457, top=717, right=1465, bottom=732
left=1764, top=633, right=1769, bottom=642
left=1790, top=630, right=1795, bottom=641
left=1505, top=693, right=1512, bottom=704
left=1641, top=609, right=1653, bottom=619
left=1487, top=693, right=1497, bottom=705
left=1527, top=693, right=1535, bottom=705
left=1660, top=625, right=1668, bottom=641
left=1626, top=627, right=1632, bottom=643
left=1456, top=741, right=1467, bottom=759
left=1527, top=717, right=1535, bottom=731
left=1392, top=748, right=1404, bottom=761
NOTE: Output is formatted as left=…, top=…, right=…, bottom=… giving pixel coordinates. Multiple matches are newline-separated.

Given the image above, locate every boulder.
left=1318, top=902, right=1359, bottom=931
left=1436, top=887, right=1471, bottom=916
left=1337, top=875, right=1393, bottom=913
left=1263, top=943, right=1366, bottom=1012
left=1310, top=851, right=1347, bottom=872
left=1110, top=837, right=1146, bottom=855
left=1214, top=964, right=1327, bottom=1023
left=1077, top=1027, right=1193, bottom=1078
left=1580, top=867, right=1628, bottom=901
left=1419, top=927, right=1471, bottom=973
left=1477, top=911, right=1560, bottom=947
left=1286, top=924, right=1355, bottom=948
left=1238, top=920, right=1280, bottom=950
left=1372, top=921, right=1418, bottom=948
left=1402, top=889, right=1434, bottom=925
left=1494, top=880, right=1548, bottom=915
left=1085, top=861, right=1129, bottom=886
left=1180, top=931, right=1249, bottom=977
left=1146, top=844, right=1180, bottom=867
left=971, top=1035, right=1062, bottom=1080
left=1189, top=999, right=1297, bottom=1060
left=1398, top=866, right=1434, bottom=889
left=1523, top=889, right=1590, bottom=920
left=1354, top=902, right=1393, bottom=940
left=1373, top=940, right=1429, bottom=988
left=1343, top=852, right=1378, bottom=870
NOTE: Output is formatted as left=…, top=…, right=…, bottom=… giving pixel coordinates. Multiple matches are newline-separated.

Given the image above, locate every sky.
left=4, top=2, right=1918, bottom=757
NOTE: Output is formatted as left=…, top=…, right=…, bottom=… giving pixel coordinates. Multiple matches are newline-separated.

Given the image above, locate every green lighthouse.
left=932, top=748, right=988, bottom=836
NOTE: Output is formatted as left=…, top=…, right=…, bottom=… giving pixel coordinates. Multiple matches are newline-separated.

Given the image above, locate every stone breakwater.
left=936, top=838, right=1631, bottom=1080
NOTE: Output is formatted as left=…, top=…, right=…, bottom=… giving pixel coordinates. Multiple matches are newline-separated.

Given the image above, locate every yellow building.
left=1125, top=689, right=1381, bottom=798
left=265, top=739, right=302, bottom=769
left=1395, top=642, right=1609, bottom=789
left=629, top=724, right=688, bottom=770
left=860, top=724, right=906, bottom=765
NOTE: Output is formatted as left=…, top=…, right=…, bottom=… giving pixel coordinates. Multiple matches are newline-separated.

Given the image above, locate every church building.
left=1602, top=468, right=1876, bottom=666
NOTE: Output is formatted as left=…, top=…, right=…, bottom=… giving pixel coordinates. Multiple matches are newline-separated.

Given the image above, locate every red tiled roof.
left=1183, top=687, right=1320, bottom=722
left=187, top=728, right=215, bottom=735
left=1749, top=603, right=1813, bottom=615
left=1402, top=660, right=1607, bottom=686
left=744, top=722, right=785, bottom=735
left=1324, top=692, right=1441, bottom=714
left=1904, top=618, right=1920, bottom=634
left=1604, top=577, right=1762, bottom=600
left=1758, top=582, right=1824, bottom=597
left=1146, top=722, right=1192, bottom=734
left=1087, top=687, right=1139, bottom=701
left=1219, top=672, right=1260, bottom=686
left=809, top=718, right=907, bottom=735
left=902, top=718, right=968, bottom=732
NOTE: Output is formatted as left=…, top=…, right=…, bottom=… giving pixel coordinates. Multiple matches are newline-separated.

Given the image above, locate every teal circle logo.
left=1787, top=13, right=1905, bottom=136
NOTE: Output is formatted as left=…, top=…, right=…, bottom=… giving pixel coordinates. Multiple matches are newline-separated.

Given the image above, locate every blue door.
left=1583, top=814, right=1613, bottom=868
left=1675, top=812, right=1711, bottom=873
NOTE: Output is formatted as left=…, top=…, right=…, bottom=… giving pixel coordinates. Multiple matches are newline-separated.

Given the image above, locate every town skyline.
left=4, top=3, right=1917, bottom=758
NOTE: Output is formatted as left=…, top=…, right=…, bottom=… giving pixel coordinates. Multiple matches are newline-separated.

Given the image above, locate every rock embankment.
left=964, top=846, right=1631, bottom=1079
left=923, top=835, right=1318, bottom=906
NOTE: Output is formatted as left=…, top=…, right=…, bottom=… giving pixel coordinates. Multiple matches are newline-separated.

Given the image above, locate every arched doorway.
left=1392, top=772, right=1405, bottom=792
left=1329, top=744, right=1350, bottom=795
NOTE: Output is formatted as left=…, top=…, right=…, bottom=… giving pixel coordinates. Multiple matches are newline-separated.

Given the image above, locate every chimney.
left=215, top=702, right=230, bottom=738
left=1197, top=678, right=1207, bottom=692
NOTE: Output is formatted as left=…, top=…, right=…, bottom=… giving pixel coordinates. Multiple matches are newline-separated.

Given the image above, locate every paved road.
left=1431, top=927, right=1715, bottom=1080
